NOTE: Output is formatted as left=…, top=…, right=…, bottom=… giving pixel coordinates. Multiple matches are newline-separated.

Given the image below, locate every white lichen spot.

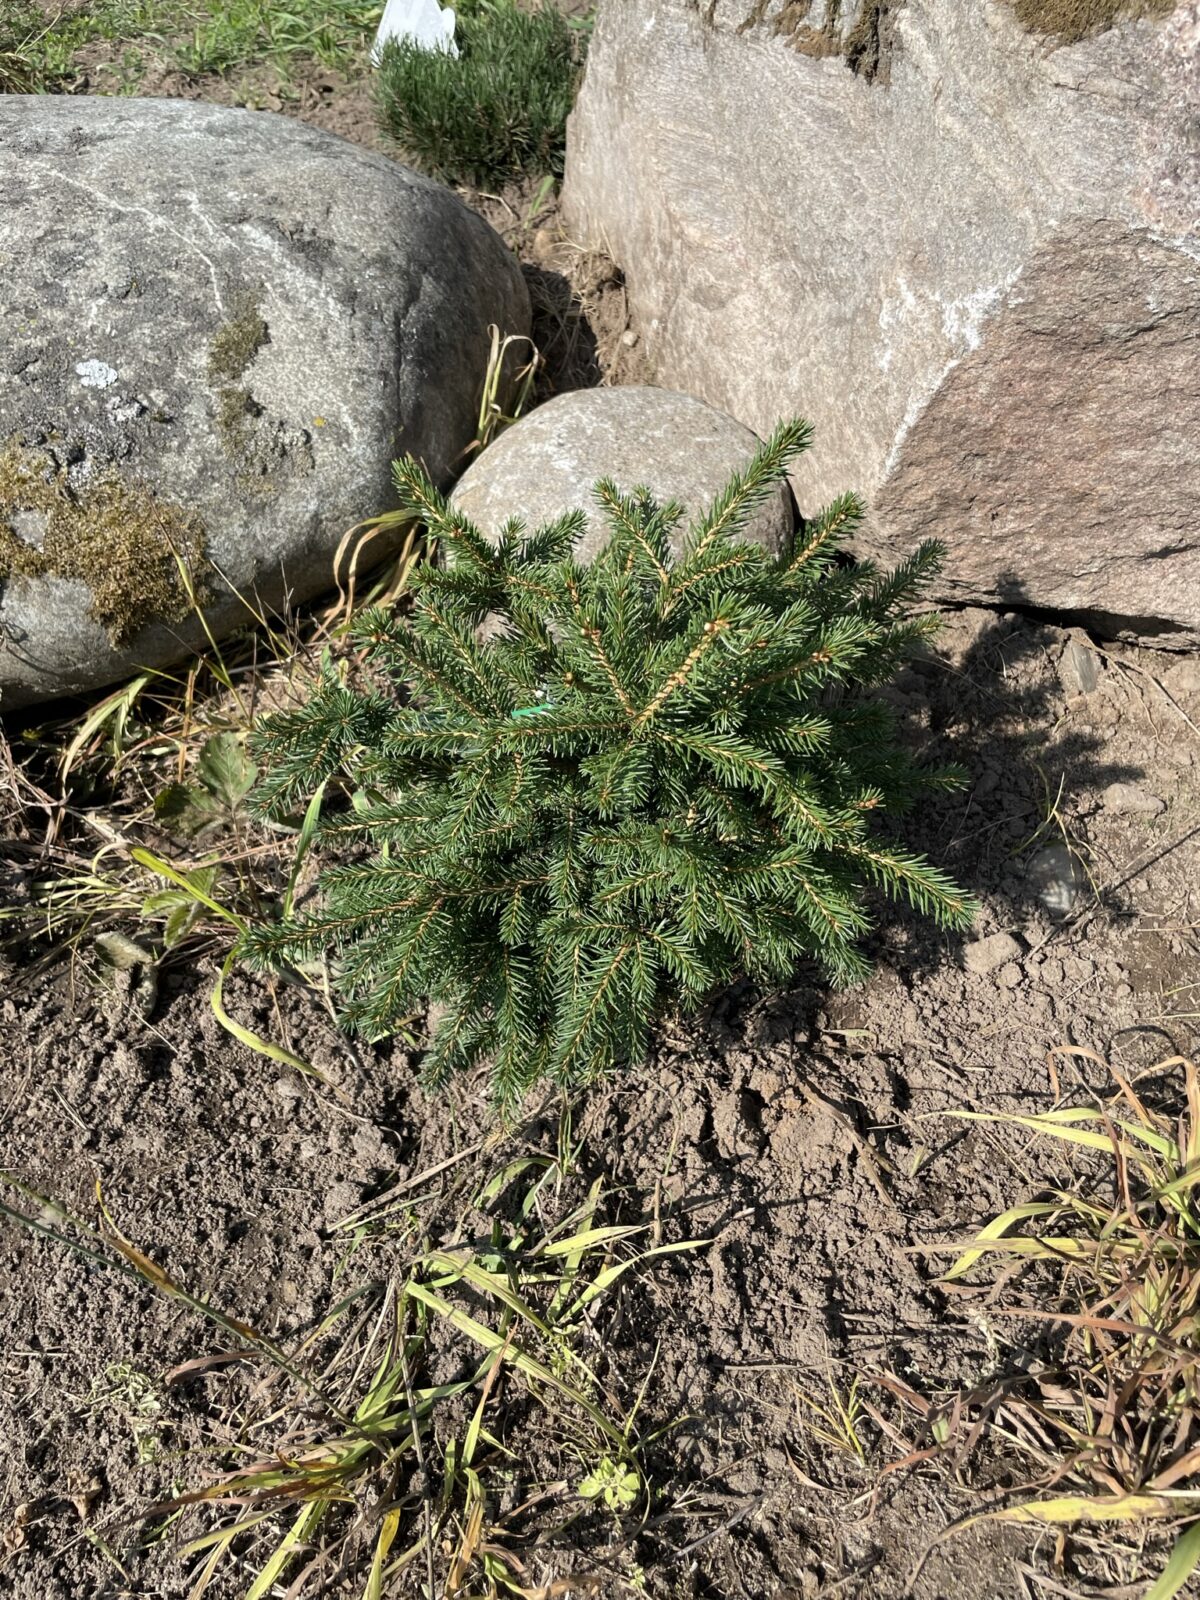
left=882, top=268, right=1024, bottom=475
left=76, top=359, right=119, bottom=389
left=938, top=280, right=1010, bottom=354
left=877, top=276, right=920, bottom=374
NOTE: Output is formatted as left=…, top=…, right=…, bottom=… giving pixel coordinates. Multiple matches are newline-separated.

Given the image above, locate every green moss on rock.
left=1012, top=0, right=1177, bottom=40
left=214, top=383, right=262, bottom=456
left=206, top=289, right=288, bottom=492
left=0, top=439, right=208, bottom=645
left=207, top=290, right=269, bottom=385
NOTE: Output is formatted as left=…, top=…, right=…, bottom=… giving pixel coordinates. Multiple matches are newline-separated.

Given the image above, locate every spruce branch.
left=783, top=491, right=866, bottom=578
left=683, top=417, right=812, bottom=561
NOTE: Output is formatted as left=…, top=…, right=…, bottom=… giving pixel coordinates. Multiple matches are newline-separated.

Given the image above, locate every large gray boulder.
left=563, top=0, right=1200, bottom=643
left=449, top=387, right=794, bottom=558
left=0, top=98, right=530, bottom=708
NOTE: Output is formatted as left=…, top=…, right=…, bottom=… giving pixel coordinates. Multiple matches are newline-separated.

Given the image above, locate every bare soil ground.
left=5, top=605, right=1200, bottom=1598
left=5, top=5, right=1200, bottom=1596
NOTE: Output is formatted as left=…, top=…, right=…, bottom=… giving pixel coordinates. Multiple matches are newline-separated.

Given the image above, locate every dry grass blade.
left=894, top=1055, right=1200, bottom=1592
left=0, top=1134, right=704, bottom=1600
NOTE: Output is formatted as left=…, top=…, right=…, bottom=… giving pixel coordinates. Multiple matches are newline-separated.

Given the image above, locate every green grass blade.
left=365, top=1506, right=403, bottom=1600
left=210, top=952, right=323, bottom=1080
left=244, top=1499, right=325, bottom=1600
left=1145, top=1521, right=1200, bottom=1600
left=130, top=847, right=246, bottom=931
left=404, top=1279, right=625, bottom=1447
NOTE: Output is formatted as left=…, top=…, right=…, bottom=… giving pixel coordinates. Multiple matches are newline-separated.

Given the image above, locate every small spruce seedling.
left=245, top=420, right=975, bottom=1104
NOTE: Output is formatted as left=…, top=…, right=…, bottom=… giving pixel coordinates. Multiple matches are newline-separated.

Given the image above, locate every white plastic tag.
left=372, top=0, right=459, bottom=62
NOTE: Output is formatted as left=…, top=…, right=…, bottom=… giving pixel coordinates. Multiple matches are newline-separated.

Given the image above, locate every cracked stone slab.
left=0, top=97, right=530, bottom=707
left=563, top=0, right=1200, bottom=642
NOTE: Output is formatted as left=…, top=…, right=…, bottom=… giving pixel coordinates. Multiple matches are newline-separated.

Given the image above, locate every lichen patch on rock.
left=75, top=358, right=120, bottom=390
left=0, top=438, right=208, bottom=644
left=205, top=287, right=314, bottom=493
left=207, top=287, right=270, bottom=470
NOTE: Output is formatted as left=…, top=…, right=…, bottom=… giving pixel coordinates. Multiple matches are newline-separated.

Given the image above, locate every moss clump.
left=207, top=291, right=269, bottom=385
left=1012, top=0, right=1177, bottom=40
left=0, top=440, right=208, bottom=646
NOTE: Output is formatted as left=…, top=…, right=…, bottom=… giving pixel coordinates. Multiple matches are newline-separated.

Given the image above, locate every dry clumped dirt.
left=4, top=604, right=1200, bottom=1599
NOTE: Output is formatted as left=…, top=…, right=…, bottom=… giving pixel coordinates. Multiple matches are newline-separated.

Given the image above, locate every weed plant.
left=173, top=0, right=382, bottom=78
left=898, top=1050, right=1200, bottom=1596
left=0, top=0, right=46, bottom=89
left=245, top=420, right=975, bottom=1105
left=0, top=0, right=379, bottom=94
left=0, top=1128, right=698, bottom=1599
left=376, top=0, right=584, bottom=187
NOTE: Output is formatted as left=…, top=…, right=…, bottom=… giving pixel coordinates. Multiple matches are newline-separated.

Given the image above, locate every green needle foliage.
left=376, top=0, right=583, bottom=187
left=245, top=419, right=976, bottom=1105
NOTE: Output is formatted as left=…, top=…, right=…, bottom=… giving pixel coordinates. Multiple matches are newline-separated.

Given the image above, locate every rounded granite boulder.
left=0, top=96, right=530, bottom=708
left=449, top=386, right=795, bottom=559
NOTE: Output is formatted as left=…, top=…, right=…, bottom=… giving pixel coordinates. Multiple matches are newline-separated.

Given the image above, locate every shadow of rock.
left=873, top=572, right=1148, bottom=968
left=523, top=263, right=602, bottom=396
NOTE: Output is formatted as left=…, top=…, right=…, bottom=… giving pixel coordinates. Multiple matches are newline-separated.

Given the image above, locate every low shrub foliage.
left=0, top=0, right=44, bottom=90
left=376, top=0, right=583, bottom=187
left=245, top=419, right=975, bottom=1104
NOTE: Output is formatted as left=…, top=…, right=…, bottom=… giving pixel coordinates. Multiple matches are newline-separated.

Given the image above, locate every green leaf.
left=154, top=734, right=257, bottom=836
left=132, top=848, right=244, bottom=931
left=197, top=731, right=257, bottom=810
left=1145, top=1521, right=1200, bottom=1600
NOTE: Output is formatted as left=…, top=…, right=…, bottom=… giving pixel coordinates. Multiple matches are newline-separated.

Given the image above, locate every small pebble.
left=1057, top=632, right=1101, bottom=697
left=1102, top=782, right=1165, bottom=818
left=964, top=930, right=1024, bottom=974
left=1027, top=844, right=1085, bottom=918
